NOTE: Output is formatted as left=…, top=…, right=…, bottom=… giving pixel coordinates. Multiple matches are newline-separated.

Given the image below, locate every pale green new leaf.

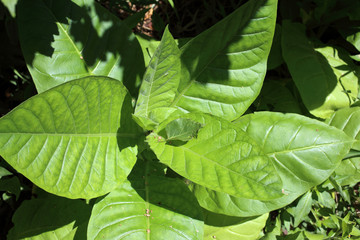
left=327, top=107, right=360, bottom=150
left=148, top=113, right=283, bottom=201
left=292, top=191, right=313, bottom=227
left=0, top=76, right=140, bottom=199
left=193, top=112, right=353, bottom=216
left=17, top=0, right=144, bottom=93
left=87, top=160, right=203, bottom=240
left=282, top=21, right=358, bottom=119
left=134, top=27, right=180, bottom=129
left=7, top=196, right=91, bottom=240
left=204, top=212, right=268, bottom=240
left=169, top=0, right=278, bottom=121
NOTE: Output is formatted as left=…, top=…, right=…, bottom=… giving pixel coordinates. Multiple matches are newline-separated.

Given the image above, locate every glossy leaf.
left=7, top=195, right=91, bottom=240
left=169, top=0, right=278, bottom=121
left=204, top=211, right=268, bottom=240
left=17, top=0, right=144, bottom=93
left=0, top=76, right=140, bottom=199
left=282, top=21, right=358, bottom=119
left=148, top=113, right=283, bottom=201
left=134, top=27, right=181, bottom=130
left=193, top=112, right=353, bottom=216
left=327, top=107, right=360, bottom=150
left=87, top=160, right=203, bottom=240
left=293, top=191, right=313, bottom=227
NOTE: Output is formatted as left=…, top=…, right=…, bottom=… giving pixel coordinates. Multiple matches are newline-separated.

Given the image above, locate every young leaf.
left=134, top=27, right=181, bottom=129
left=148, top=113, right=283, bottom=201
left=292, top=191, right=313, bottom=227
left=192, top=112, right=353, bottom=216
left=204, top=211, right=268, bottom=240
left=333, top=157, right=360, bottom=186
left=164, top=118, right=202, bottom=142
left=17, top=0, right=144, bottom=94
left=87, top=160, right=204, bottom=240
left=282, top=21, right=358, bottom=119
left=170, top=0, right=278, bottom=121
left=326, top=107, right=360, bottom=150
left=7, top=196, right=91, bottom=240
left=0, top=76, right=141, bottom=199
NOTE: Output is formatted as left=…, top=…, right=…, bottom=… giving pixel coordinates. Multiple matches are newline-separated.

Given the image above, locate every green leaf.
left=148, top=113, right=283, bottom=201
left=169, top=0, right=278, bottom=121
left=282, top=21, right=358, bottom=119
left=193, top=112, right=353, bottom=216
left=255, top=80, right=302, bottom=114
left=87, top=160, right=204, bottom=240
left=292, top=191, right=313, bottom=227
left=7, top=196, right=91, bottom=240
left=0, top=166, right=12, bottom=178
left=334, top=157, right=360, bottom=186
left=1, top=0, right=18, bottom=17
left=134, top=27, right=181, bottom=129
left=315, top=189, right=335, bottom=209
left=0, top=76, right=140, bottom=199
left=17, top=0, right=144, bottom=94
left=204, top=212, right=268, bottom=240
left=327, top=107, right=360, bottom=150
left=164, top=118, right=202, bottom=142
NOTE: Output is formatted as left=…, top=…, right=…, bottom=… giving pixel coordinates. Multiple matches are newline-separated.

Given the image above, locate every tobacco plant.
left=0, top=0, right=359, bottom=239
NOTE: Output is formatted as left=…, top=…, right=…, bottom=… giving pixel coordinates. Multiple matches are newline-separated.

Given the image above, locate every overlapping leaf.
left=148, top=113, right=283, bottom=201
left=204, top=211, right=268, bottom=240
left=134, top=27, right=181, bottom=130
left=7, top=195, right=91, bottom=240
left=17, top=0, right=144, bottom=93
left=193, top=112, right=353, bottom=216
left=0, top=76, right=140, bottom=199
left=87, top=160, right=203, bottom=240
left=282, top=21, right=358, bottom=119
left=168, top=0, right=277, bottom=121
left=327, top=107, right=360, bottom=150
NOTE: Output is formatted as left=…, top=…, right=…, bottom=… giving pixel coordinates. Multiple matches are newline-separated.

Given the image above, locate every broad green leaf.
left=255, top=80, right=302, bottom=114
left=204, top=211, right=268, bottom=240
left=193, top=112, right=353, bottom=216
left=1, top=0, right=18, bottom=17
left=87, top=160, right=204, bottom=240
left=0, top=76, right=141, bottom=199
left=136, top=34, right=161, bottom=67
left=334, top=157, right=360, bottom=186
left=7, top=196, right=91, bottom=240
left=327, top=107, right=360, bottom=150
left=148, top=113, right=283, bottom=201
left=164, top=118, right=202, bottom=142
left=292, top=191, right=313, bottom=227
left=17, top=0, right=144, bottom=94
left=282, top=21, right=358, bottom=119
left=134, top=27, right=180, bottom=129
left=168, top=0, right=277, bottom=121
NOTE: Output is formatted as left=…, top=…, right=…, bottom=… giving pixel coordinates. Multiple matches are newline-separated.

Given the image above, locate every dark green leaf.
left=7, top=196, right=92, bottom=240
